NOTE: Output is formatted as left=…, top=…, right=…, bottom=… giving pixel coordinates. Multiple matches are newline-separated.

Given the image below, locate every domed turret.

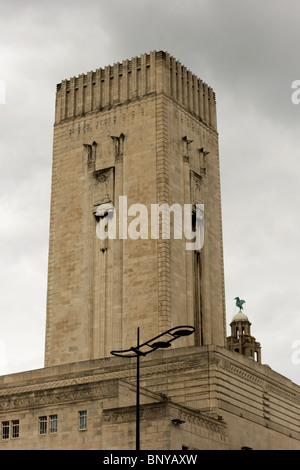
left=231, top=310, right=249, bottom=322
left=227, top=298, right=261, bottom=363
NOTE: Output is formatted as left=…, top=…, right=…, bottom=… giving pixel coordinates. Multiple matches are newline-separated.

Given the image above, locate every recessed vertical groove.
left=156, top=94, right=171, bottom=332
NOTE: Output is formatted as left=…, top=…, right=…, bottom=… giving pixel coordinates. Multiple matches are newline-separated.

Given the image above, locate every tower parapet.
left=55, top=51, right=217, bottom=130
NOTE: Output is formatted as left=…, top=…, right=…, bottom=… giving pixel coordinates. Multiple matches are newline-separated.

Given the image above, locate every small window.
left=2, top=421, right=9, bottom=440
left=79, top=410, right=87, bottom=430
left=12, top=420, right=19, bottom=438
left=39, top=416, right=47, bottom=435
left=49, top=415, right=58, bottom=434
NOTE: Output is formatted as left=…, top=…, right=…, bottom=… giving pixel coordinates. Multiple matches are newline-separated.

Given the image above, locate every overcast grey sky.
left=0, top=0, right=299, bottom=385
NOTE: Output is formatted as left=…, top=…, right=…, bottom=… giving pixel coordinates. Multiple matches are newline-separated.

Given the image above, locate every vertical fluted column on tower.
left=112, top=134, right=125, bottom=352
left=156, top=93, right=171, bottom=332
left=183, top=153, right=194, bottom=334
left=83, top=142, right=96, bottom=359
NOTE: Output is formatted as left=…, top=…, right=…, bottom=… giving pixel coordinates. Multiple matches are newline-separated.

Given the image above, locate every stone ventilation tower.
left=44, top=50, right=226, bottom=367
left=227, top=310, right=261, bottom=363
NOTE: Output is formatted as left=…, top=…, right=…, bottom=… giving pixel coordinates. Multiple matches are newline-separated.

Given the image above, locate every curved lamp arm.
left=110, top=325, right=195, bottom=358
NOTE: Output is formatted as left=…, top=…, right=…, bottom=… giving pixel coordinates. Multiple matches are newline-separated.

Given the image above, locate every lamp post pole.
left=111, top=325, right=195, bottom=451
left=136, top=327, right=140, bottom=451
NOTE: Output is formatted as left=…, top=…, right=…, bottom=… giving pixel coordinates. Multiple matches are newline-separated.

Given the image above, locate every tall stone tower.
left=45, top=50, right=226, bottom=367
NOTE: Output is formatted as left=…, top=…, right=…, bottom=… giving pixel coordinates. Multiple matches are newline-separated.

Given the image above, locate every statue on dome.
left=234, top=297, right=245, bottom=311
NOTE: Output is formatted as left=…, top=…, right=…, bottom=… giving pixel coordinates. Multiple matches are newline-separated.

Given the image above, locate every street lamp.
left=110, top=325, right=195, bottom=450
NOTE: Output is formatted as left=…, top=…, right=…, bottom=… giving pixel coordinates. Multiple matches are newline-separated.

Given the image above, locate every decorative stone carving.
left=93, top=166, right=115, bottom=207
left=0, top=380, right=118, bottom=412
left=221, top=359, right=264, bottom=387
left=198, top=147, right=209, bottom=176
left=83, top=141, right=97, bottom=169
left=182, top=136, right=193, bottom=161
left=110, top=133, right=125, bottom=161
left=190, top=170, right=204, bottom=207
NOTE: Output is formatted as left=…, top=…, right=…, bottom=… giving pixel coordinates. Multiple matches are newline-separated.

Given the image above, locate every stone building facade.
left=0, top=51, right=300, bottom=450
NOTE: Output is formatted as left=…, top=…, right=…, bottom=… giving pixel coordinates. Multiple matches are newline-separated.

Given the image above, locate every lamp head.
left=173, top=328, right=194, bottom=337
left=151, top=341, right=172, bottom=349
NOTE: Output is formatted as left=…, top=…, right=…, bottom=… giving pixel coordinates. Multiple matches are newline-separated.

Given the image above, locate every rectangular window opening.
left=50, top=415, right=58, bottom=434
left=12, top=420, right=19, bottom=439
left=39, top=416, right=47, bottom=435
left=2, top=421, right=9, bottom=440
left=79, top=410, right=87, bottom=431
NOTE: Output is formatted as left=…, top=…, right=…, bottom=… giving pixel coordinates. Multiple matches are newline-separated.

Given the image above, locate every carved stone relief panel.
left=93, top=166, right=115, bottom=207
left=190, top=170, right=204, bottom=206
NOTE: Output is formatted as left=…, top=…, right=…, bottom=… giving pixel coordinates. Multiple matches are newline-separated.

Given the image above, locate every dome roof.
left=231, top=310, right=249, bottom=322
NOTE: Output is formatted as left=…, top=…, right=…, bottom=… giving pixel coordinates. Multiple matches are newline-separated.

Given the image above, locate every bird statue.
left=234, top=297, right=245, bottom=311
